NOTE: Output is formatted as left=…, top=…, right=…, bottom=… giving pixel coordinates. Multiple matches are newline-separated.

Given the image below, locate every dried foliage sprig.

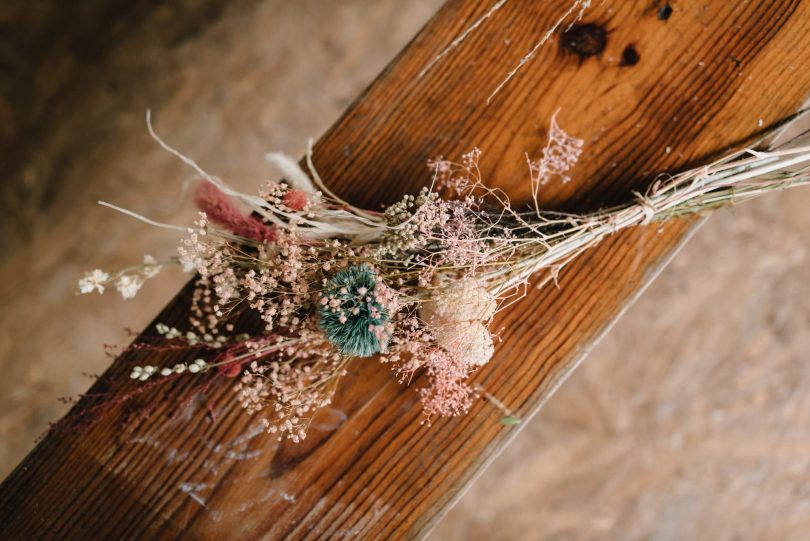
left=77, top=112, right=810, bottom=441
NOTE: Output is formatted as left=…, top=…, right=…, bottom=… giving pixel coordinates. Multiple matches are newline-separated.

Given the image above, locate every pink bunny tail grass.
left=194, top=181, right=276, bottom=243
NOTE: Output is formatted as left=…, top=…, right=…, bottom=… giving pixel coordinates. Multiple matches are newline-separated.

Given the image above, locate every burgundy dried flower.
left=219, top=361, right=243, bottom=378
left=194, top=182, right=276, bottom=243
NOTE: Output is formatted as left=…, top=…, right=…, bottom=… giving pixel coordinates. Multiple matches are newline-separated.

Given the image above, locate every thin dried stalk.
left=487, top=145, right=810, bottom=295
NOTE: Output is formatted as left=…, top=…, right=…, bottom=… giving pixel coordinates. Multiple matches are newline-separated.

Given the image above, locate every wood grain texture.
left=2, top=1, right=810, bottom=539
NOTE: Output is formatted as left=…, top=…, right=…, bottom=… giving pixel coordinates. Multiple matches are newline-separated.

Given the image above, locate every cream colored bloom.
left=434, top=320, right=494, bottom=367
left=420, top=277, right=496, bottom=325
left=420, top=278, right=497, bottom=366
left=78, top=269, right=109, bottom=294
left=142, top=255, right=161, bottom=278
left=116, top=275, right=143, bottom=299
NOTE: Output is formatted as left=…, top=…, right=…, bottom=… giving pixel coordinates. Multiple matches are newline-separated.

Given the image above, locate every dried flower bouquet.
left=77, top=112, right=810, bottom=441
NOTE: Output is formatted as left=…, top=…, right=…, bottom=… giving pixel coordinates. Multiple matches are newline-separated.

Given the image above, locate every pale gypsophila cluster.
left=78, top=111, right=810, bottom=440
left=527, top=110, right=584, bottom=214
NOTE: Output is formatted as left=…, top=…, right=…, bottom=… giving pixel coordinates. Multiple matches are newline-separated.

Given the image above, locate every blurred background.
left=1, top=1, right=808, bottom=539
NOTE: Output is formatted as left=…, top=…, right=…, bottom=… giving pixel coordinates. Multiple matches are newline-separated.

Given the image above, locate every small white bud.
left=188, top=364, right=201, bottom=374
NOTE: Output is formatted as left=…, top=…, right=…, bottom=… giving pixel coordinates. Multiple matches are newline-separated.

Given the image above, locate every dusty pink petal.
left=283, top=189, right=308, bottom=211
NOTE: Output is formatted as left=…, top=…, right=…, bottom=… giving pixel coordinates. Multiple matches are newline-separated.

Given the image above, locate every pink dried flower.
left=381, top=314, right=476, bottom=420
left=283, top=189, right=309, bottom=211
left=194, top=182, right=276, bottom=243
left=419, top=348, right=474, bottom=418
left=528, top=113, right=583, bottom=187
left=233, top=327, right=346, bottom=442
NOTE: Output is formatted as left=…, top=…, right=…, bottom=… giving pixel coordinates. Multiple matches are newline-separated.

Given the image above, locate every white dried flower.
left=433, top=320, right=494, bottom=367
left=420, top=277, right=496, bottom=324
left=165, top=327, right=181, bottom=339
left=181, top=257, right=196, bottom=274
left=78, top=269, right=109, bottom=294
left=116, top=275, right=143, bottom=299
left=143, top=255, right=161, bottom=279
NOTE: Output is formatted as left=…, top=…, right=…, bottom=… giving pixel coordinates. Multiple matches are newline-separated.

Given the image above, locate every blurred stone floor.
left=1, top=1, right=808, bottom=539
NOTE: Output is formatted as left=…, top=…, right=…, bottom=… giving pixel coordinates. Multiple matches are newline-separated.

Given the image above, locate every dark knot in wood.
left=560, top=22, right=607, bottom=63
left=620, top=43, right=640, bottom=66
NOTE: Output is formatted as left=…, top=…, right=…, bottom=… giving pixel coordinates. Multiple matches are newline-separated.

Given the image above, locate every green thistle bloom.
left=319, top=265, right=390, bottom=357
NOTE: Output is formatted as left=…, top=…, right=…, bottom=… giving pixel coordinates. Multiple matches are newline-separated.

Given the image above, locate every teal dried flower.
left=319, top=265, right=390, bottom=357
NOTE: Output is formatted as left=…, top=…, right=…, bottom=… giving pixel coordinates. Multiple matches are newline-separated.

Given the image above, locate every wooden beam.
left=2, top=1, right=810, bottom=538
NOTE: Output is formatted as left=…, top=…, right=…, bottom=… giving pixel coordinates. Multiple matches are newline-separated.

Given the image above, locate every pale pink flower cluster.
left=528, top=113, right=584, bottom=186
left=382, top=316, right=476, bottom=420
left=178, top=212, right=242, bottom=332
left=412, top=196, right=490, bottom=286
left=178, top=213, right=224, bottom=277
left=190, top=278, right=219, bottom=335
left=418, top=348, right=474, bottom=418
left=244, top=230, right=318, bottom=332
left=380, top=186, right=490, bottom=287
left=382, top=148, right=502, bottom=288
left=429, top=147, right=482, bottom=195
left=381, top=309, right=489, bottom=421
left=372, top=280, right=401, bottom=344
left=177, top=211, right=316, bottom=337
left=436, top=197, right=487, bottom=268
left=234, top=329, right=344, bottom=442
left=259, top=181, right=313, bottom=214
